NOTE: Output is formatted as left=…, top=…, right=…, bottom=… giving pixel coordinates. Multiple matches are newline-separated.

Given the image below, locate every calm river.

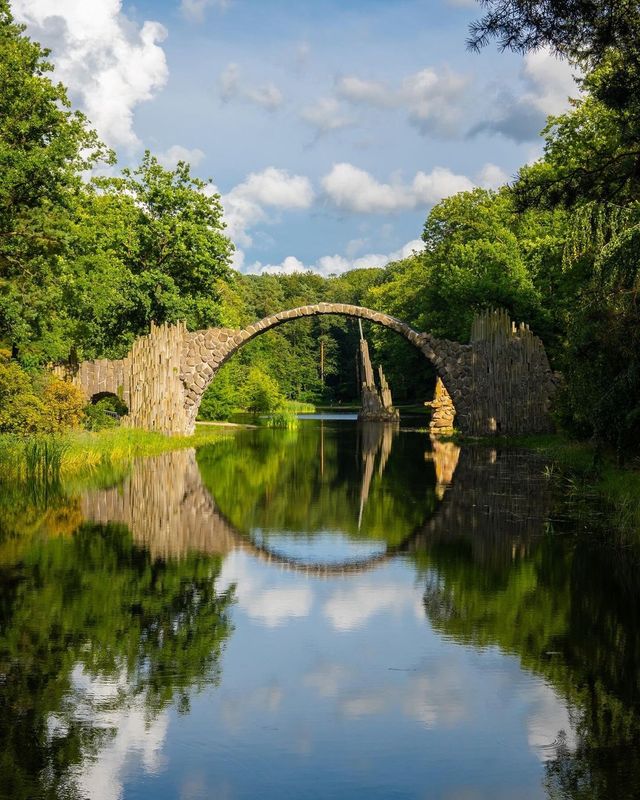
left=1, top=417, right=639, bottom=799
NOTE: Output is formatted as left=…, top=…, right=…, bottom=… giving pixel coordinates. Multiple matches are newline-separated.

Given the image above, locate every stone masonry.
left=57, top=303, right=557, bottom=437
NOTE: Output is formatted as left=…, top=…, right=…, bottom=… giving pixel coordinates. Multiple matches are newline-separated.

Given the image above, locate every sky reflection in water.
left=1, top=419, right=639, bottom=800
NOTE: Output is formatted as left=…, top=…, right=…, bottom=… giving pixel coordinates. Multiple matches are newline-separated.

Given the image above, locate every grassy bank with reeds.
left=481, top=433, right=640, bottom=541
left=0, top=425, right=232, bottom=485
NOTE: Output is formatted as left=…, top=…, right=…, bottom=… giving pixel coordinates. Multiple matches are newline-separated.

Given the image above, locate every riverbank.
left=0, top=425, right=234, bottom=484
left=474, top=432, right=640, bottom=542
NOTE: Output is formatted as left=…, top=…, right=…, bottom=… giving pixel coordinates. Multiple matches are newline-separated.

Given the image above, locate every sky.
left=12, top=0, right=578, bottom=276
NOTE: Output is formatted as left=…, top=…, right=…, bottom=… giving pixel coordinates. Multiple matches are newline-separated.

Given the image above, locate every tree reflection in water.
left=415, top=449, right=640, bottom=800
left=1, top=424, right=639, bottom=800
left=0, top=517, right=234, bottom=800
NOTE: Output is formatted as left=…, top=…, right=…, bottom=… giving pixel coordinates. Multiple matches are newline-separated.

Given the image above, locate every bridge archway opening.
left=186, top=304, right=457, bottom=427
left=89, top=391, right=129, bottom=417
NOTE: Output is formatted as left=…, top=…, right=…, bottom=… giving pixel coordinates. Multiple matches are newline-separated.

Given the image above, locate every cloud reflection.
left=69, top=666, right=168, bottom=800
left=219, top=551, right=314, bottom=627
left=323, top=583, right=423, bottom=631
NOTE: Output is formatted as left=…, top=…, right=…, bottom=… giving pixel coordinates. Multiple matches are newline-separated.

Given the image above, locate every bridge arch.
left=181, top=302, right=465, bottom=430
left=56, top=306, right=557, bottom=436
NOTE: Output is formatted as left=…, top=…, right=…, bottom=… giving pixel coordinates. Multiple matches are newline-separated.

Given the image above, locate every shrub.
left=84, top=397, right=122, bottom=431
left=0, top=361, right=47, bottom=434
left=41, top=379, right=86, bottom=432
left=0, top=363, right=85, bottom=434
left=242, top=367, right=285, bottom=415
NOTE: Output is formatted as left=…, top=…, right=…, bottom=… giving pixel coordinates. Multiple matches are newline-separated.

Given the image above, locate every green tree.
left=243, top=366, right=285, bottom=414
left=0, top=1, right=109, bottom=362
left=369, top=190, right=555, bottom=343
left=65, top=153, right=233, bottom=358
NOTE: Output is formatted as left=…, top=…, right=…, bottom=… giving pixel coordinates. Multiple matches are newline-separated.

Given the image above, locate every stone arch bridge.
left=55, top=303, right=556, bottom=436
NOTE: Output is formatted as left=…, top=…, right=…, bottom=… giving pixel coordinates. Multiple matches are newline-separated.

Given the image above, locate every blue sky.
left=14, top=0, right=577, bottom=274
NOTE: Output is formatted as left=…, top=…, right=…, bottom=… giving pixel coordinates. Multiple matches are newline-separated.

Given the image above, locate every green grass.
left=0, top=425, right=230, bottom=484
left=282, top=400, right=316, bottom=414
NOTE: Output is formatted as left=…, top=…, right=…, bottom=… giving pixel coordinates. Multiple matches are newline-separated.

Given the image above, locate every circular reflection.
left=197, top=419, right=451, bottom=573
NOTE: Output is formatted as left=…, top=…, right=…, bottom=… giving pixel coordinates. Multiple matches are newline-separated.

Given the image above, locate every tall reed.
left=262, top=412, right=299, bottom=429
left=24, top=436, right=69, bottom=487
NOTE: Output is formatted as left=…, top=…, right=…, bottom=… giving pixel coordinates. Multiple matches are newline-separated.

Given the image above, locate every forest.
left=1, top=0, right=639, bottom=456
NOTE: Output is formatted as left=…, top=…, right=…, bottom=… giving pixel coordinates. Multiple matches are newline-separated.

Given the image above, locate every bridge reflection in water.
left=81, top=430, right=553, bottom=575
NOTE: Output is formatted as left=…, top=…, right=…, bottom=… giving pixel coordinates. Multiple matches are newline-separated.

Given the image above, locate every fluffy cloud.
left=248, top=238, right=426, bottom=277
left=181, top=0, right=231, bottom=22
left=219, top=63, right=284, bottom=111
left=469, top=48, right=577, bottom=142
left=13, top=0, right=168, bottom=151
left=524, top=48, right=578, bottom=116
left=477, top=162, right=509, bottom=189
left=335, top=76, right=395, bottom=108
left=300, top=97, right=354, bottom=135
left=321, top=163, right=473, bottom=213
left=323, top=583, right=423, bottom=631
left=220, top=167, right=314, bottom=248
left=402, top=68, right=469, bottom=135
left=222, top=158, right=509, bottom=276
left=335, top=67, right=470, bottom=136
left=69, top=665, right=169, bottom=800
left=157, top=144, right=205, bottom=169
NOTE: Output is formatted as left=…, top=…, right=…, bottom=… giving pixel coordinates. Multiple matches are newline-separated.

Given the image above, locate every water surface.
left=1, top=418, right=639, bottom=799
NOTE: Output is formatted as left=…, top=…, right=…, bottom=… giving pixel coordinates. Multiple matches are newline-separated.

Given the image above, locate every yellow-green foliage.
left=41, top=379, right=86, bottom=432
left=0, top=362, right=85, bottom=434
left=0, top=361, right=47, bottom=434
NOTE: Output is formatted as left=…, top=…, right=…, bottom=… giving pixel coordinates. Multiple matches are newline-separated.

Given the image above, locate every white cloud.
left=321, top=163, right=473, bottom=214
left=300, top=97, right=354, bottom=135
left=220, top=167, right=314, bottom=249
left=219, top=62, right=284, bottom=111
left=323, top=583, right=423, bottom=631
left=157, top=144, right=205, bottom=169
left=218, top=551, right=313, bottom=627
left=476, top=162, right=509, bottom=189
left=181, top=0, right=231, bottom=22
left=335, top=75, right=395, bottom=107
left=335, top=67, right=470, bottom=136
left=248, top=238, right=425, bottom=277
left=231, top=167, right=314, bottom=209
left=68, top=665, right=169, bottom=800
left=13, top=0, right=169, bottom=151
left=523, top=48, right=578, bottom=117
left=402, top=68, right=469, bottom=136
